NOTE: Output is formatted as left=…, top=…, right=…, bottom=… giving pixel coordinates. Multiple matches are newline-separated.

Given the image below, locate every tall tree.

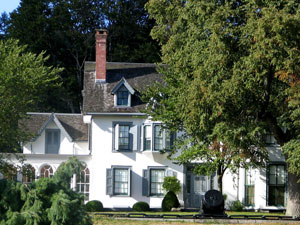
left=4, top=0, right=160, bottom=112
left=145, top=0, right=300, bottom=216
left=0, top=39, right=61, bottom=162
left=105, top=0, right=160, bottom=63
left=6, top=0, right=106, bottom=112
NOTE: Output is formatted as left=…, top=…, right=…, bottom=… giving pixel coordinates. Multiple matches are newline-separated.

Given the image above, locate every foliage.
left=85, top=200, right=104, bottom=212
left=162, top=176, right=181, bottom=194
left=161, top=191, right=180, bottom=212
left=2, top=0, right=160, bottom=112
left=0, top=157, right=92, bottom=225
left=0, top=39, right=61, bottom=156
left=132, top=201, right=150, bottom=212
left=144, top=0, right=300, bottom=196
left=229, top=200, right=244, bottom=212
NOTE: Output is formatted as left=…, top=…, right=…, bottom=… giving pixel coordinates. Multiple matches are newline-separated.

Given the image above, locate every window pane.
left=277, top=166, right=285, bottom=185
left=144, top=125, right=151, bottom=150
left=114, top=168, right=129, bottom=195
left=119, top=125, right=130, bottom=150
left=117, top=86, right=129, bottom=106
left=150, top=169, right=164, bottom=196
left=154, top=125, right=163, bottom=150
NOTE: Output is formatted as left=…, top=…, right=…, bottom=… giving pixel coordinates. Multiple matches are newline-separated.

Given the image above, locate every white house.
left=2, top=29, right=287, bottom=211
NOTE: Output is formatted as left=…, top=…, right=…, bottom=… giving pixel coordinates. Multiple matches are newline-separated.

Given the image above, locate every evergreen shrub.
left=132, top=201, right=150, bottom=212
left=161, top=191, right=180, bottom=211
left=85, top=200, right=103, bottom=212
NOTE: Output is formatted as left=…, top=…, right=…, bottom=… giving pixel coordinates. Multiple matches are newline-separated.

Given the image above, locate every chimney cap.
left=95, top=29, right=108, bottom=35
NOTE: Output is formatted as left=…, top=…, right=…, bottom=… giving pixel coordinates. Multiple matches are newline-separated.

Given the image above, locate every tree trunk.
left=286, top=172, right=300, bottom=217
left=217, top=174, right=223, bottom=194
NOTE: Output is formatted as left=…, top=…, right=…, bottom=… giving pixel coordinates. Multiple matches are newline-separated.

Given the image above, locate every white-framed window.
left=143, top=125, right=151, bottom=150
left=150, top=169, right=165, bottom=196
left=40, top=165, right=54, bottom=178
left=245, top=168, right=255, bottom=206
left=142, top=124, right=175, bottom=151
left=106, top=166, right=131, bottom=196
left=142, top=167, right=177, bottom=197
left=112, top=122, right=139, bottom=151
left=76, top=167, right=90, bottom=200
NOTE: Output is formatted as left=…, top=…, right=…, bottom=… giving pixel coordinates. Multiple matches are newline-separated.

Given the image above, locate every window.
left=119, top=125, right=130, bottom=150
left=114, top=168, right=129, bottom=195
left=245, top=168, right=255, bottom=206
left=76, top=167, right=90, bottom=200
left=150, top=169, right=165, bottom=196
left=143, top=124, right=175, bottom=151
left=144, top=125, right=151, bottom=150
left=268, top=164, right=286, bottom=206
left=40, top=165, right=54, bottom=178
left=117, top=86, right=129, bottom=106
left=45, top=129, right=60, bottom=154
left=154, top=125, right=163, bottom=150
left=113, top=122, right=139, bottom=151
left=1, top=166, right=17, bottom=181
left=106, top=167, right=131, bottom=196
left=22, top=164, right=35, bottom=184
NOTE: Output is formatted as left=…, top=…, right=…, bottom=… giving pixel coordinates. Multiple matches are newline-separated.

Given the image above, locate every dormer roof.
left=111, top=77, right=135, bottom=95
left=19, top=113, right=88, bottom=142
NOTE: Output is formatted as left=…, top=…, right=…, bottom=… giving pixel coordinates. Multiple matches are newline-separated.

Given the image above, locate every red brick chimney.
left=95, top=29, right=108, bottom=82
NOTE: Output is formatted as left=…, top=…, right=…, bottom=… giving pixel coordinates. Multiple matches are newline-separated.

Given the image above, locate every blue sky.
left=0, top=0, right=20, bottom=14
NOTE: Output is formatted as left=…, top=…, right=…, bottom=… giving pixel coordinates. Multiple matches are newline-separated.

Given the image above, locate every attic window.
left=117, top=86, right=129, bottom=106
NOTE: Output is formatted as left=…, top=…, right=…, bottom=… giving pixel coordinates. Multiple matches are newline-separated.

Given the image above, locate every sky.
left=0, top=0, right=20, bottom=14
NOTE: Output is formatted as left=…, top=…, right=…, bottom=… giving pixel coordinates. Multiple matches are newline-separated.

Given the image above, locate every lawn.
left=92, top=211, right=294, bottom=225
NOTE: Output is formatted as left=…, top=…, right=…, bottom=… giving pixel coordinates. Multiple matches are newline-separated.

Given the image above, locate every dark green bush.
left=132, top=201, right=150, bottom=212
left=161, top=191, right=180, bottom=211
left=85, top=200, right=103, bottom=212
left=229, top=200, right=244, bottom=211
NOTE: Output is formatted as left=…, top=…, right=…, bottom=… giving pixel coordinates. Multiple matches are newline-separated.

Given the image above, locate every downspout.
left=237, top=169, right=240, bottom=201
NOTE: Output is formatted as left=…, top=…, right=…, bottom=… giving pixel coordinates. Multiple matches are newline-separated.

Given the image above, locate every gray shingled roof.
left=19, top=113, right=88, bottom=142
left=82, top=62, right=163, bottom=113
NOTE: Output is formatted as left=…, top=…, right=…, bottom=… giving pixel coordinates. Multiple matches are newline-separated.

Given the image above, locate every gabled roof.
left=19, top=113, right=88, bottom=142
left=83, top=62, right=163, bottom=113
left=111, top=77, right=135, bottom=95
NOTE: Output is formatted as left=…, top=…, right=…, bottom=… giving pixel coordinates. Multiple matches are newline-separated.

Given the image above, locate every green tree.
left=145, top=0, right=300, bottom=216
left=105, top=0, right=160, bottom=63
left=4, top=0, right=160, bottom=112
left=6, top=0, right=106, bottom=112
left=0, top=39, right=61, bottom=158
left=0, top=157, right=91, bottom=225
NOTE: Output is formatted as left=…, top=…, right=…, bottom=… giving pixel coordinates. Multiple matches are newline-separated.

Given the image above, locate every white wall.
left=89, top=115, right=184, bottom=209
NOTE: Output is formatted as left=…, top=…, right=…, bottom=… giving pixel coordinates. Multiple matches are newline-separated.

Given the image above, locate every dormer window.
left=117, top=86, right=129, bottom=106
left=112, top=78, right=135, bottom=108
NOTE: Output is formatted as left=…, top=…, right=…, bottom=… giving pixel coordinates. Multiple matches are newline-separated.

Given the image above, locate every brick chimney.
left=95, top=29, right=108, bottom=82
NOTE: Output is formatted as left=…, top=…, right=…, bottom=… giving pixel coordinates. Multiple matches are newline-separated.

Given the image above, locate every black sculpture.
left=202, top=189, right=226, bottom=216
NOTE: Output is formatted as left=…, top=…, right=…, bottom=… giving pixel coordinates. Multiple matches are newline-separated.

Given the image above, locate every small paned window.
left=114, top=168, right=129, bottom=195
left=106, top=167, right=131, bottom=196
left=117, top=86, right=129, bottom=106
left=22, top=164, right=35, bottom=184
left=119, top=125, right=130, bottom=150
left=144, top=125, right=151, bottom=150
left=76, top=167, right=90, bottom=200
left=245, top=168, right=255, bottom=206
left=268, top=164, right=286, bottom=206
left=40, top=165, right=54, bottom=178
left=154, top=125, right=163, bottom=151
left=150, top=169, right=165, bottom=196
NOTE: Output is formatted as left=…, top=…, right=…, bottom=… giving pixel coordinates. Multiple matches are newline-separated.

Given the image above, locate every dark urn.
left=202, top=189, right=226, bottom=216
